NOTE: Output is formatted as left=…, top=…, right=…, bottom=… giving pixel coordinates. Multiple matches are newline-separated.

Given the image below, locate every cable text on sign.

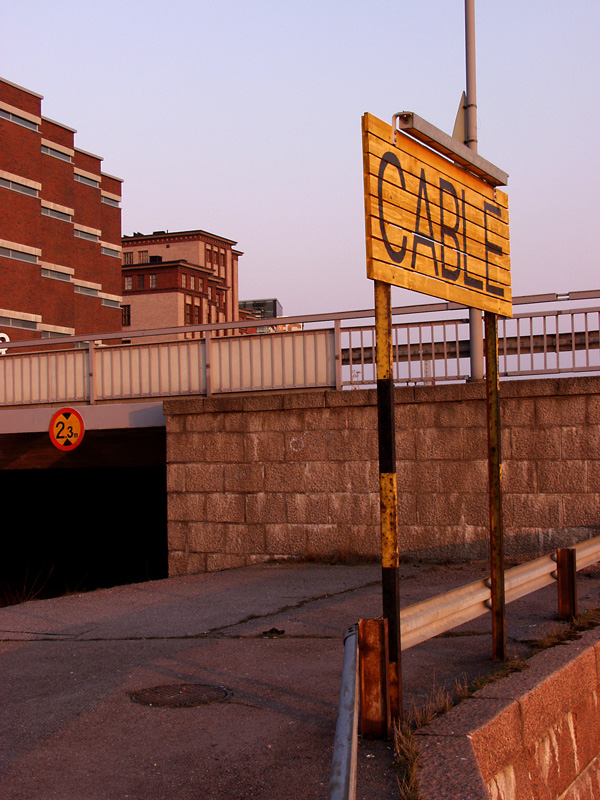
left=362, top=113, right=512, bottom=316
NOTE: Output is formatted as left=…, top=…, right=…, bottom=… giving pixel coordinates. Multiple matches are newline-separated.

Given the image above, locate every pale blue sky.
left=4, top=1, right=599, bottom=315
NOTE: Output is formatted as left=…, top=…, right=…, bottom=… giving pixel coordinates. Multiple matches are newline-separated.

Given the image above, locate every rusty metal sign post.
left=362, top=104, right=512, bottom=721
left=464, top=0, right=505, bottom=661
left=485, top=311, right=506, bottom=660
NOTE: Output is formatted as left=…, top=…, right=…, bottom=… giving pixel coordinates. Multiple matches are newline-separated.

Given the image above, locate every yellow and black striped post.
left=374, top=279, right=402, bottom=720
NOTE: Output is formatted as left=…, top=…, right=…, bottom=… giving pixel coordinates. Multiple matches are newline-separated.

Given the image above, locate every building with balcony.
left=0, top=77, right=123, bottom=343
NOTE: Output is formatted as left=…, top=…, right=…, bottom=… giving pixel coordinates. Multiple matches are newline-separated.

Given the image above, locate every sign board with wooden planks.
left=362, top=113, right=512, bottom=317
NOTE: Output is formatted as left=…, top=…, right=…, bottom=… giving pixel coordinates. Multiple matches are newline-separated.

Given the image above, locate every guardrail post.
left=358, top=618, right=390, bottom=739
left=557, top=548, right=577, bottom=620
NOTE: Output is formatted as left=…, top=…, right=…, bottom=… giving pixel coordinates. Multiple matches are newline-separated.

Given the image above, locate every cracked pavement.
left=1, top=561, right=599, bottom=799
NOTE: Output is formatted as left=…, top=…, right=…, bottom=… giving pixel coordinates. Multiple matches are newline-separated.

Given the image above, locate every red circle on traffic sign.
left=49, top=407, right=85, bottom=451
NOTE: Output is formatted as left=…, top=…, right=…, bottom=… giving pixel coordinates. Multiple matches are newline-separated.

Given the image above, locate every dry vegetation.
left=392, top=608, right=600, bottom=799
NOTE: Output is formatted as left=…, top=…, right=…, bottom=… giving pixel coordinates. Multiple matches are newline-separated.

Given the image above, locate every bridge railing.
left=0, top=326, right=336, bottom=405
left=1, top=290, right=599, bottom=405
left=341, top=291, right=600, bottom=387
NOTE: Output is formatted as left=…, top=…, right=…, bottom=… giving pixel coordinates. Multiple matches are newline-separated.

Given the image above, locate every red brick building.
left=121, top=229, right=243, bottom=335
left=0, top=77, right=123, bottom=344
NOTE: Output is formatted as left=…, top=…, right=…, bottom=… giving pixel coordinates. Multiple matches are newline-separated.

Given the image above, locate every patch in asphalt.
left=129, top=683, right=231, bottom=708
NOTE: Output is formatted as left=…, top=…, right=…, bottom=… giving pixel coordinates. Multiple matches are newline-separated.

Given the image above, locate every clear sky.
left=4, top=1, right=599, bottom=316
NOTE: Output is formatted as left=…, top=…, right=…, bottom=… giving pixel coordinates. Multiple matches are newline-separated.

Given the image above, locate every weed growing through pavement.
left=294, top=549, right=379, bottom=565
left=0, top=567, right=53, bottom=608
left=393, top=719, right=421, bottom=800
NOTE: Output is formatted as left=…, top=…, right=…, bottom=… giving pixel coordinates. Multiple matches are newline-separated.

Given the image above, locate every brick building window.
left=189, top=276, right=195, bottom=291
left=138, top=251, right=149, bottom=264
left=0, top=176, right=38, bottom=197
left=185, top=303, right=192, bottom=324
left=182, top=274, right=187, bottom=288
left=137, top=275, right=144, bottom=290
left=193, top=305, right=200, bottom=325
left=124, top=276, right=132, bottom=291
left=1, top=108, right=38, bottom=131
left=101, top=246, right=121, bottom=258
left=74, top=172, right=100, bottom=188
left=42, top=206, right=72, bottom=222
left=122, top=305, right=131, bottom=326
left=74, top=228, right=99, bottom=242
left=0, top=245, right=38, bottom=264
left=149, top=274, right=157, bottom=289
left=123, top=252, right=133, bottom=265
left=41, top=143, right=72, bottom=162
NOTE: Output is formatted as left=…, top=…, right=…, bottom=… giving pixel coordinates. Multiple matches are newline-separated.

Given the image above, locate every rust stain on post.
left=379, top=473, right=399, bottom=568
left=557, top=548, right=577, bottom=620
left=358, top=618, right=390, bottom=739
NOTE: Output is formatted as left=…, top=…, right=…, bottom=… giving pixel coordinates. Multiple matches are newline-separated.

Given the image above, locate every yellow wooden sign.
left=362, top=113, right=512, bottom=317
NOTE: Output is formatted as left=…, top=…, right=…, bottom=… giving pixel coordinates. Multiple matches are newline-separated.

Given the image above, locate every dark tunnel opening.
left=1, top=465, right=168, bottom=605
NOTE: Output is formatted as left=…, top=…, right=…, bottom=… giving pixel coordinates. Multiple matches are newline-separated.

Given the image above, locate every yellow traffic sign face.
left=362, top=113, right=512, bottom=317
left=49, top=407, right=85, bottom=451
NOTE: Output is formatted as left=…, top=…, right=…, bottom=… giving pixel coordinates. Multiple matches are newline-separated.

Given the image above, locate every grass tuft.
left=391, top=605, right=600, bottom=798
left=293, top=549, right=379, bottom=565
left=393, top=720, right=422, bottom=800
left=0, top=567, right=53, bottom=608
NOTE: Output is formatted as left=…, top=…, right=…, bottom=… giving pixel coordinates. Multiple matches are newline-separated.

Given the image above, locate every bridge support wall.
left=164, top=376, right=600, bottom=575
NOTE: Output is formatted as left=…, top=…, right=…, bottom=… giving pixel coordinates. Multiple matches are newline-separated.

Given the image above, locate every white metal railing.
left=342, top=294, right=600, bottom=388
left=0, top=326, right=336, bottom=405
left=1, top=291, right=599, bottom=406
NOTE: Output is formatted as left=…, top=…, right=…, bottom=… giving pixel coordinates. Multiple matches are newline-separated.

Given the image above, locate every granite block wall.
left=164, top=376, right=600, bottom=575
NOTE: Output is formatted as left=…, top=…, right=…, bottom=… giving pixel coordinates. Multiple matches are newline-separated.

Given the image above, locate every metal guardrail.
left=400, top=535, right=600, bottom=650
left=1, top=291, right=599, bottom=405
left=328, top=626, right=359, bottom=800
left=330, top=536, right=600, bottom=798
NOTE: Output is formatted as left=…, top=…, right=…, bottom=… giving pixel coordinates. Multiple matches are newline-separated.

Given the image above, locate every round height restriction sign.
left=49, top=407, right=85, bottom=451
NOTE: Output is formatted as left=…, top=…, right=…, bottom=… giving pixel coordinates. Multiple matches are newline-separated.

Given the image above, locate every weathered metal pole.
left=466, top=0, right=506, bottom=660
left=374, top=279, right=402, bottom=721
left=465, top=0, right=484, bottom=381
left=485, top=311, right=506, bottom=660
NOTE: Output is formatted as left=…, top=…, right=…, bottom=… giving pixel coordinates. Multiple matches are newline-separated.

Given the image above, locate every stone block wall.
left=164, top=376, right=600, bottom=575
left=416, top=627, right=600, bottom=800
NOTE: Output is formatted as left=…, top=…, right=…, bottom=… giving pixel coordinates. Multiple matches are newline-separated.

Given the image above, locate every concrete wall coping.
left=163, top=375, right=600, bottom=416
left=416, top=625, right=600, bottom=799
